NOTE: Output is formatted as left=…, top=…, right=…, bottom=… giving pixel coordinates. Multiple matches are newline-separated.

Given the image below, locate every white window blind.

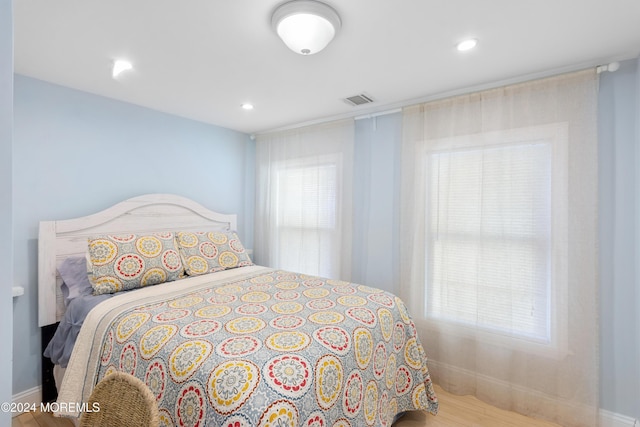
left=275, top=162, right=339, bottom=277
left=426, top=140, right=552, bottom=341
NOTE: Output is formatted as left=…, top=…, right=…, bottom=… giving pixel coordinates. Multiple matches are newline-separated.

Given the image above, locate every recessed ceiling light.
left=456, top=39, right=478, bottom=52
left=241, top=103, right=254, bottom=111
left=112, top=59, right=133, bottom=78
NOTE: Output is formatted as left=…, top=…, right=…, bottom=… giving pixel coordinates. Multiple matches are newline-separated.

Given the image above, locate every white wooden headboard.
left=38, top=194, right=237, bottom=327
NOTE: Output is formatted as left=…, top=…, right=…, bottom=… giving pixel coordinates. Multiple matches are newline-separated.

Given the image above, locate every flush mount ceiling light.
left=271, top=0, right=341, bottom=55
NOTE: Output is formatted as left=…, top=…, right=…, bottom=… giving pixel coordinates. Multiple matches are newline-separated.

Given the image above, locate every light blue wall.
left=1, top=0, right=14, bottom=423
left=598, top=58, right=640, bottom=419
left=12, top=75, right=255, bottom=394
left=636, top=56, right=640, bottom=410
left=352, top=113, right=401, bottom=294
left=637, top=56, right=640, bottom=409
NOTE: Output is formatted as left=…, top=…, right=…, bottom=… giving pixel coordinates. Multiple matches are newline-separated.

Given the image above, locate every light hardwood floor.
left=12, top=410, right=73, bottom=427
left=12, top=385, right=562, bottom=427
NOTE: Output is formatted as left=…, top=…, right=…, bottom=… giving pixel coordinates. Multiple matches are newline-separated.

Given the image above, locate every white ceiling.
left=14, top=0, right=640, bottom=135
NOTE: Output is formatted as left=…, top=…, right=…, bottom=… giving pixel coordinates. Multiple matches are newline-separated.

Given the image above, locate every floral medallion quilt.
left=57, top=266, right=438, bottom=426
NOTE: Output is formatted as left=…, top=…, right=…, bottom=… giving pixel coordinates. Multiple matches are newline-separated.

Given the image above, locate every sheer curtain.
left=254, top=119, right=354, bottom=280
left=400, top=70, right=598, bottom=426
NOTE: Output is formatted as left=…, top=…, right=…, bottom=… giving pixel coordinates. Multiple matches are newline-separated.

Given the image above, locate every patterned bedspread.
left=57, top=265, right=438, bottom=426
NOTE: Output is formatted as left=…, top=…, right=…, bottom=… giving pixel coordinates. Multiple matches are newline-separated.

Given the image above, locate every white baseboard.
left=600, top=409, right=638, bottom=427
left=11, top=386, right=41, bottom=418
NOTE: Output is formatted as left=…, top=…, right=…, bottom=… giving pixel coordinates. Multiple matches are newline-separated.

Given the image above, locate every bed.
left=39, top=194, right=438, bottom=426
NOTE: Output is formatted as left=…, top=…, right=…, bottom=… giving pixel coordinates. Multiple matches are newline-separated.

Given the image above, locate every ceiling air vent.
left=343, top=93, right=374, bottom=106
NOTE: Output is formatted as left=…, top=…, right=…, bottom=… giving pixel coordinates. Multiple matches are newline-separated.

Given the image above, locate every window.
left=424, top=125, right=566, bottom=344
left=255, top=119, right=354, bottom=281
left=274, top=157, right=342, bottom=277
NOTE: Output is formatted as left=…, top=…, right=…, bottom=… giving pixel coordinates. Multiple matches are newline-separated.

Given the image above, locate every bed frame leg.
left=40, top=323, right=58, bottom=403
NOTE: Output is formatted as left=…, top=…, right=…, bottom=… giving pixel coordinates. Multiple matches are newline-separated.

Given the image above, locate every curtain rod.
left=596, top=62, right=620, bottom=74
left=354, top=108, right=402, bottom=121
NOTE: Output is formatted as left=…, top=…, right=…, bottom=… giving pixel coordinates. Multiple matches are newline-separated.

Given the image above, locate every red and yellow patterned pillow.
left=87, top=233, right=184, bottom=295
left=175, top=231, right=253, bottom=276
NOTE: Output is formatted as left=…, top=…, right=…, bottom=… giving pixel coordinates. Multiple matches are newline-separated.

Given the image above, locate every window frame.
left=271, top=153, right=344, bottom=278
left=421, top=123, right=569, bottom=358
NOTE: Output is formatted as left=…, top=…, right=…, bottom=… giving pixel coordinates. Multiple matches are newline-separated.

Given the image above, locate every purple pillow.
left=58, top=256, right=93, bottom=305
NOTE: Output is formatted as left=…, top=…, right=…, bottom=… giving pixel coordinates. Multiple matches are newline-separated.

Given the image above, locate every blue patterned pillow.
left=87, top=233, right=184, bottom=295
left=175, top=231, right=253, bottom=276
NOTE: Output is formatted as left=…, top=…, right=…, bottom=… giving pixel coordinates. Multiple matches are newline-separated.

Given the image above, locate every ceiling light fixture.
left=456, top=38, right=478, bottom=52
left=241, top=103, right=254, bottom=110
left=271, top=0, right=341, bottom=55
left=112, top=59, right=133, bottom=78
